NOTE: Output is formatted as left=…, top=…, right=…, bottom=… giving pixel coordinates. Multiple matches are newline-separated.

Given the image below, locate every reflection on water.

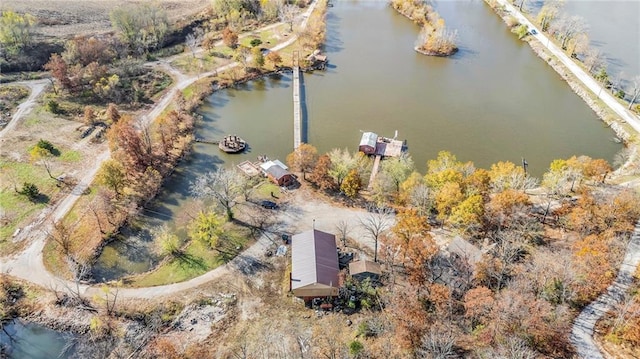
left=530, top=0, right=640, bottom=82
left=0, top=320, right=75, bottom=359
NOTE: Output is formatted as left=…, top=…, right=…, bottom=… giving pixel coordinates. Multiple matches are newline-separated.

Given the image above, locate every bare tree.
left=482, top=230, right=529, bottom=291
left=515, top=0, right=527, bottom=12
left=612, top=291, right=640, bottom=331
left=94, top=282, right=121, bottom=317
left=410, top=184, right=434, bottom=217
left=479, top=337, right=537, bottom=359
left=86, top=200, right=105, bottom=235
left=186, top=27, right=204, bottom=58
left=239, top=174, right=259, bottom=202
left=551, top=14, right=587, bottom=50
left=360, top=207, right=393, bottom=262
left=584, top=47, right=606, bottom=74
left=279, top=4, right=298, bottom=32
left=335, top=220, right=351, bottom=247
left=610, top=70, right=625, bottom=95
left=30, top=147, right=58, bottom=180
left=627, top=75, right=640, bottom=110
left=536, top=0, right=563, bottom=33
left=415, top=327, right=457, bottom=359
left=190, top=167, right=244, bottom=220
left=51, top=255, right=94, bottom=310
left=47, top=220, right=78, bottom=257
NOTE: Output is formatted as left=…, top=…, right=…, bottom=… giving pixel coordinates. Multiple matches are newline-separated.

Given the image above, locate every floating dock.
left=358, top=131, right=407, bottom=189
left=218, top=134, right=246, bottom=153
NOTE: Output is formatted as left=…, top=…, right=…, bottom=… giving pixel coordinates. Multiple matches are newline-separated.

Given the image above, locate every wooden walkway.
left=195, top=138, right=219, bottom=145
left=368, top=155, right=382, bottom=189
left=293, top=51, right=302, bottom=150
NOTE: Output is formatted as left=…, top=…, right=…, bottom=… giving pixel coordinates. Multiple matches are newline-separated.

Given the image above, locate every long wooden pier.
left=368, top=155, right=382, bottom=189
left=292, top=51, right=302, bottom=150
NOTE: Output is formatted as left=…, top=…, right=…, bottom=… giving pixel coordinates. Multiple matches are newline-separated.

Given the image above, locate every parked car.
left=261, top=200, right=278, bottom=209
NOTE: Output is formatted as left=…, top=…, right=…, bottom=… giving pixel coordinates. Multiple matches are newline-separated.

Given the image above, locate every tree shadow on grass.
left=175, top=252, right=208, bottom=272
left=30, top=193, right=50, bottom=204
left=215, top=240, right=245, bottom=263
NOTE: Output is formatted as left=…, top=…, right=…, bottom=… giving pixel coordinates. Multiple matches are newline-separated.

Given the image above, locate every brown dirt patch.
left=1, top=0, right=211, bottom=39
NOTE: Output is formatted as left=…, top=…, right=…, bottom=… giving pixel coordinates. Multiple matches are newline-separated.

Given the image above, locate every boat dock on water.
left=218, top=134, right=247, bottom=153
left=358, top=131, right=407, bottom=189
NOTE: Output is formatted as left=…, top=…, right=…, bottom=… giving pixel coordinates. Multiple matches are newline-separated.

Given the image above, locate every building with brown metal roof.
left=349, top=260, right=382, bottom=282
left=290, top=229, right=340, bottom=300
left=259, top=160, right=295, bottom=187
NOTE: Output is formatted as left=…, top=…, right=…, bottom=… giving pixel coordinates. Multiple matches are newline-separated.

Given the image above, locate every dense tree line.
left=100, top=100, right=195, bottom=206
left=44, top=35, right=168, bottom=104
left=285, top=144, right=640, bottom=357
left=46, top=100, right=195, bottom=274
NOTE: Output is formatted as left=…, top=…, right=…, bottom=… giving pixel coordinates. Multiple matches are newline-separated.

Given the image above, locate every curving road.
left=569, top=224, right=640, bottom=359
left=101, top=195, right=375, bottom=300
left=490, top=1, right=640, bottom=357
left=0, top=79, right=50, bottom=139
left=2, top=1, right=323, bottom=298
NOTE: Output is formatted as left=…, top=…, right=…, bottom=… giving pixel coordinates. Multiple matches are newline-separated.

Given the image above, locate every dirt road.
left=569, top=224, right=640, bottom=359
left=0, top=79, right=50, bottom=139
left=102, top=191, right=376, bottom=300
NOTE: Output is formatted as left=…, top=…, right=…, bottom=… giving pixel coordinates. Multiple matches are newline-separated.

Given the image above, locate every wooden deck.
left=195, top=138, right=219, bottom=145
left=237, top=161, right=261, bottom=176
left=374, top=138, right=404, bottom=157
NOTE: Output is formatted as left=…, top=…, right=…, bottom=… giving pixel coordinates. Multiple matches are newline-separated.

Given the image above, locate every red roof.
left=291, top=230, right=339, bottom=291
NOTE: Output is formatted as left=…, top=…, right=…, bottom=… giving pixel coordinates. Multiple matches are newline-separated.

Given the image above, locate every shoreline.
left=483, top=0, right=639, bottom=178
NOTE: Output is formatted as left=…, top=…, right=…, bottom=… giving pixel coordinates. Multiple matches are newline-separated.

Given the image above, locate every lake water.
left=93, top=0, right=621, bottom=280
left=530, top=0, right=640, bottom=85
left=0, top=320, right=75, bottom=358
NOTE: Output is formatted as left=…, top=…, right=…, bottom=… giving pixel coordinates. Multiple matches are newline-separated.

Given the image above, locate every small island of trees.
left=391, top=0, right=459, bottom=56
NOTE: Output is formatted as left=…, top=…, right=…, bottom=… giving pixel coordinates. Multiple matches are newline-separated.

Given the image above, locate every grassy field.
left=127, top=225, right=252, bottom=287
left=0, top=0, right=210, bottom=39
left=0, top=158, right=64, bottom=243
left=0, top=162, right=52, bottom=250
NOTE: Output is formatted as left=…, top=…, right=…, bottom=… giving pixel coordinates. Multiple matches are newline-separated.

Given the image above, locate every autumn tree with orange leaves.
left=286, top=143, right=318, bottom=180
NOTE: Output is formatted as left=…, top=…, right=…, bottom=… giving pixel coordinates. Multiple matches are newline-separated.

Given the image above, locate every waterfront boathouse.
left=358, top=131, right=405, bottom=157
left=259, top=160, right=295, bottom=187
